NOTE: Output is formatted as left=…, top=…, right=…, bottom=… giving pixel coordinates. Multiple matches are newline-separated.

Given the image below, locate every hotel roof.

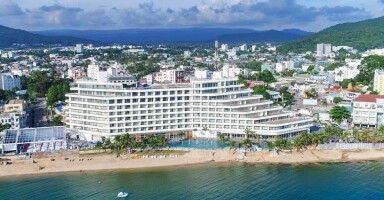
left=353, top=94, right=384, bottom=103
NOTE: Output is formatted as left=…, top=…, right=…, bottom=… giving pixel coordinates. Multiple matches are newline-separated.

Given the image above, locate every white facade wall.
left=87, top=64, right=100, bottom=80
left=66, top=78, right=312, bottom=141
left=0, top=73, right=21, bottom=91
left=0, top=112, right=27, bottom=129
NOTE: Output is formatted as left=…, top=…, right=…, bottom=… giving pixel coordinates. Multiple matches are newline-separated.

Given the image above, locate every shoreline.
left=2, top=149, right=384, bottom=178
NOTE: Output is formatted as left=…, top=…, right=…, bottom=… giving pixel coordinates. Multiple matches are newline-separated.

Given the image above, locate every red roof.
left=353, top=94, right=384, bottom=103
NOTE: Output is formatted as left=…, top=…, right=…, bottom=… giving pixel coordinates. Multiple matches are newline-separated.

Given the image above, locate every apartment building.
left=222, top=64, right=251, bottom=77
left=66, top=72, right=312, bottom=141
left=0, top=99, right=27, bottom=129
left=352, top=95, right=384, bottom=128
left=317, top=43, right=332, bottom=57
left=374, top=69, right=384, bottom=95
left=154, top=69, right=185, bottom=84
left=0, top=73, right=21, bottom=91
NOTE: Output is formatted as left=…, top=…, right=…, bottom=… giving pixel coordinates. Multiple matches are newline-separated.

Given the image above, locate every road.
left=29, top=98, right=49, bottom=127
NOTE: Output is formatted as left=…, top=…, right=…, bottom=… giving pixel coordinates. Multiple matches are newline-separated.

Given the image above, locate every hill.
left=34, top=28, right=311, bottom=44
left=0, top=25, right=96, bottom=48
left=33, top=28, right=255, bottom=44
left=278, top=16, right=384, bottom=53
left=216, top=30, right=308, bottom=44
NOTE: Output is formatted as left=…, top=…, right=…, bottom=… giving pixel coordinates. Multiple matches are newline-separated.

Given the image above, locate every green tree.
left=50, top=115, right=63, bottom=126
left=229, top=140, right=236, bottom=150
left=252, top=85, right=270, bottom=100
left=333, top=97, right=343, bottom=104
left=244, top=128, right=255, bottom=139
left=306, top=65, right=314, bottom=73
left=329, top=106, right=351, bottom=124
left=0, top=123, right=11, bottom=132
left=217, top=132, right=227, bottom=144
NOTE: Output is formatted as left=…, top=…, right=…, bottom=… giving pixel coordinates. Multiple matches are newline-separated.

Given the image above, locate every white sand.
left=1, top=149, right=384, bottom=177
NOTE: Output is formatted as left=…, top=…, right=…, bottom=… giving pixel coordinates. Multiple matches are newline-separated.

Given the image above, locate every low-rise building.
left=4, top=99, right=25, bottom=113
left=352, top=95, right=384, bottom=128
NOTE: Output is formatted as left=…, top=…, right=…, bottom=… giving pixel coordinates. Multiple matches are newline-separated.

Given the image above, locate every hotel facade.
left=66, top=73, right=312, bottom=141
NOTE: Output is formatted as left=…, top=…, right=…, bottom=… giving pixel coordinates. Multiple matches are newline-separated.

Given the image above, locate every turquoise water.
left=1, top=162, right=384, bottom=200
left=169, top=140, right=229, bottom=149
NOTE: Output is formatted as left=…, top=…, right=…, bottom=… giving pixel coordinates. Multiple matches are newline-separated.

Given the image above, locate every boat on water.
left=117, top=192, right=129, bottom=198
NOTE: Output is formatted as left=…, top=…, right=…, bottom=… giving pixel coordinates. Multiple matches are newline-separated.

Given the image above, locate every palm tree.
left=293, top=137, right=302, bottom=151
left=360, top=129, right=371, bottom=143
left=159, top=134, right=168, bottom=148
left=341, top=131, right=350, bottom=143
left=244, top=128, right=255, bottom=139
left=229, top=140, right=236, bottom=150
left=103, top=138, right=112, bottom=152
left=242, top=138, right=252, bottom=149
left=202, top=126, right=209, bottom=132
left=114, top=135, right=122, bottom=150
left=178, top=132, right=185, bottom=140
left=267, top=141, right=275, bottom=151
left=121, top=133, right=131, bottom=150
left=352, top=129, right=360, bottom=142
left=217, top=132, right=227, bottom=144
left=300, top=131, right=311, bottom=146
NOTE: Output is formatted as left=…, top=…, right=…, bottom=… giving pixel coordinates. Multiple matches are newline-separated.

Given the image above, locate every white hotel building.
left=66, top=72, right=312, bottom=141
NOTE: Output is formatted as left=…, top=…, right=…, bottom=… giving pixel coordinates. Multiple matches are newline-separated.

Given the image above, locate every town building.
left=352, top=95, right=384, bottom=128
left=222, top=64, right=250, bottom=77
left=374, top=69, right=384, bottom=95
left=0, top=73, right=21, bottom=91
left=317, top=43, right=332, bottom=57
left=275, top=61, right=294, bottom=73
left=66, top=72, right=312, bottom=141
left=75, top=44, right=84, bottom=53
left=4, top=99, right=25, bottom=113
left=0, top=99, right=27, bottom=129
left=154, top=69, right=185, bottom=84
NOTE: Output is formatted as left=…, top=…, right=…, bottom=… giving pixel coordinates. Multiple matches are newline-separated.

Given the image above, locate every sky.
left=1, top=0, right=384, bottom=32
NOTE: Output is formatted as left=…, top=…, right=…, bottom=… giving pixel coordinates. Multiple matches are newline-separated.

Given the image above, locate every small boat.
left=117, top=191, right=129, bottom=198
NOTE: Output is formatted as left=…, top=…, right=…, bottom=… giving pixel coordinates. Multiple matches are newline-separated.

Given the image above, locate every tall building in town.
left=220, top=44, right=228, bottom=52
left=0, top=73, right=21, bottom=91
left=75, top=44, right=84, bottom=53
left=316, top=43, right=332, bottom=57
left=374, top=69, right=384, bottom=95
left=66, top=72, right=312, bottom=141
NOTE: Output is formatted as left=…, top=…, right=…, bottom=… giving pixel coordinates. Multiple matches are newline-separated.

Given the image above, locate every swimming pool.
left=169, top=140, right=229, bottom=149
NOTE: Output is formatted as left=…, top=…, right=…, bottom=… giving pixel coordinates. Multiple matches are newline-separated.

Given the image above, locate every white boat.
left=117, top=192, right=129, bottom=198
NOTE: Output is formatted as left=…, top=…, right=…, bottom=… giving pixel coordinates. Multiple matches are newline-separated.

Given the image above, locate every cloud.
left=0, top=0, right=24, bottom=16
left=319, top=6, right=370, bottom=21
left=110, top=0, right=371, bottom=29
left=0, top=0, right=374, bottom=31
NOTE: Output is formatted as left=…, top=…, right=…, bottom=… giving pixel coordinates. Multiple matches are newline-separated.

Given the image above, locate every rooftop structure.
left=1, top=127, right=66, bottom=154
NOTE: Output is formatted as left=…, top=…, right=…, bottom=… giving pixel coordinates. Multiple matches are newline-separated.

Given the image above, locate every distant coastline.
left=1, top=149, right=384, bottom=178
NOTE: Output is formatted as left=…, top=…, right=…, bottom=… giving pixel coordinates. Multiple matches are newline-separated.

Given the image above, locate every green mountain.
left=216, top=30, right=308, bottom=44
left=278, top=16, right=384, bottom=53
left=0, top=25, right=96, bottom=47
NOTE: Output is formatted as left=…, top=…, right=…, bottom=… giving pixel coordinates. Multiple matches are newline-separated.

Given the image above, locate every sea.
left=1, top=161, right=384, bottom=200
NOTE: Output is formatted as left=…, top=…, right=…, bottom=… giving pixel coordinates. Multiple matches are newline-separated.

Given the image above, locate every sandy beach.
left=2, top=149, right=384, bottom=177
